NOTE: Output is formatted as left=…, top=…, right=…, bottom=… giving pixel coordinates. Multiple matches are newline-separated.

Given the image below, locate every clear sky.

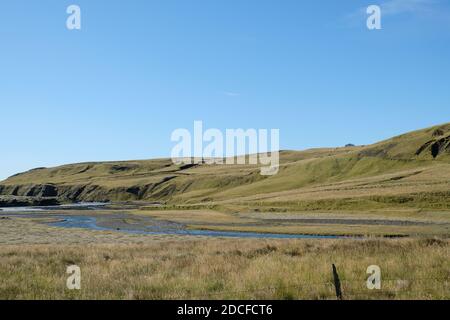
left=1, top=0, right=450, bottom=180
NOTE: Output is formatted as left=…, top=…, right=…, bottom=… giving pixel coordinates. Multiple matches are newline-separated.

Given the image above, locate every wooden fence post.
left=332, top=264, right=343, bottom=300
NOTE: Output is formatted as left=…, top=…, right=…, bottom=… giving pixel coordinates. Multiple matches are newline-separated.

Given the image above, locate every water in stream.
left=0, top=203, right=343, bottom=240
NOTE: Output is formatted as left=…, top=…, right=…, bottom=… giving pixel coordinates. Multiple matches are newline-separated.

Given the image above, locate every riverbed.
left=0, top=203, right=343, bottom=239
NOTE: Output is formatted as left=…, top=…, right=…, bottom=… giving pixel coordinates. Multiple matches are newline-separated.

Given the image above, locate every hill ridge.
left=1, top=123, right=449, bottom=210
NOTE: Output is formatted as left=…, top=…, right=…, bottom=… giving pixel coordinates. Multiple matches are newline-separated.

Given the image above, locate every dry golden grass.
left=0, top=238, right=448, bottom=300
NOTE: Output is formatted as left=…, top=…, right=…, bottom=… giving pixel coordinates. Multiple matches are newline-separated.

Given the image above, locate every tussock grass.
left=0, top=239, right=448, bottom=300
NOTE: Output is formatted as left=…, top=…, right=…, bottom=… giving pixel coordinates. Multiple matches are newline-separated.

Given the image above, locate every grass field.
left=0, top=238, right=448, bottom=300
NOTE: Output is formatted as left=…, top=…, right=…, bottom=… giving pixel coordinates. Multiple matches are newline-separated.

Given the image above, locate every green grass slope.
left=1, top=123, right=450, bottom=211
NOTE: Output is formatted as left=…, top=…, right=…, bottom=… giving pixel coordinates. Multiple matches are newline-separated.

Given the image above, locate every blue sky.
left=1, top=0, right=450, bottom=180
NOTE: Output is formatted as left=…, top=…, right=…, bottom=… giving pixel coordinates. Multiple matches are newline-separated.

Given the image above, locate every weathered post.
left=332, top=264, right=343, bottom=300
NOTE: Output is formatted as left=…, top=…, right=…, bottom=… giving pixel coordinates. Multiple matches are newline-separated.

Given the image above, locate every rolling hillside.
left=1, top=123, right=450, bottom=212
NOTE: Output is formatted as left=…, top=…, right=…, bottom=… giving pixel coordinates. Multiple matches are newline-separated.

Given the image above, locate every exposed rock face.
left=0, top=184, right=58, bottom=198
left=0, top=175, right=180, bottom=206
left=0, top=195, right=59, bottom=207
left=416, top=135, right=450, bottom=159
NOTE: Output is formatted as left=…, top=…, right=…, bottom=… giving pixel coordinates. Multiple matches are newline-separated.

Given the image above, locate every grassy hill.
left=1, top=123, right=450, bottom=213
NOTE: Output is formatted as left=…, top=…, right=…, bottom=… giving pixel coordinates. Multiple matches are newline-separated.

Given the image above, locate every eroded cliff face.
left=0, top=184, right=58, bottom=198
left=416, top=136, right=450, bottom=158
left=0, top=195, right=59, bottom=207
left=0, top=179, right=180, bottom=204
